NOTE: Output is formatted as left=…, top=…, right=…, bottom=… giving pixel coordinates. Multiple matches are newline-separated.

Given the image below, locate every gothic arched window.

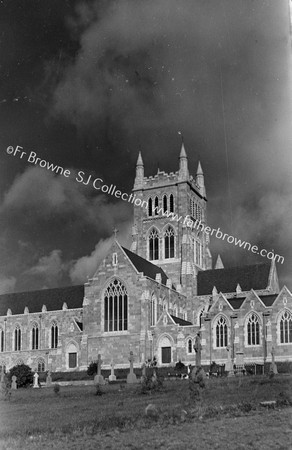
left=190, top=198, right=195, bottom=217
left=154, top=196, right=159, bottom=215
left=37, top=358, right=45, bottom=372
left=164, top=226, right=175, bottom=259
left=14, top=325, right=21, bottom=351
left=148, top=198, right=153, bottom=217
left=279, top=310, right=292, bottom=344
left=169, top=194, right=174, bottom=213
left=216, top=316, right=228, bottom=348
left=247, top=314, right=260, bottom=346
left=193, top=239, right=202, bottom=266
left=104, top=279, right=128, bottom=332
left=32, top=323, right=39, bottom=350
left=198, top=309, right=204, bottom=328
left=0, top=328, right=4, bottom=352
left=150, top=295, right=157, bottom=326
left=163, top=195, right=168, bottom=213
left=149, top=228, right=159, bottom=260
left=51, top=321, right=58, bottom=349
left=187, top=338, right=193, bottom=354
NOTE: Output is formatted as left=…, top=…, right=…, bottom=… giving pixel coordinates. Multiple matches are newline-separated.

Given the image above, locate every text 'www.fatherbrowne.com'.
left=6, top=145, right=284, bottom=265
left=152, top=206, right=285, bottom=265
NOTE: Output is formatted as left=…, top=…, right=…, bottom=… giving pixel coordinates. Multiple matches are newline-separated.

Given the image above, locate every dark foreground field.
left=0, top=374, right=291, bottom=449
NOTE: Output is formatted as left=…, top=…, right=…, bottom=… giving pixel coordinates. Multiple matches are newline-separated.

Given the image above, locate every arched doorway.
left=66, top=342, right=78, bottom=369
left=158, top=335, right=172, bottom=365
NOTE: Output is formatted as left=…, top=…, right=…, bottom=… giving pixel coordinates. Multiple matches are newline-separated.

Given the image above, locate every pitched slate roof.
left=170, top=315, right=193, bottom=326
left=0, top=285, right=84, bottom=316
left=122, top=246, right=171, bottom=287
left=75, top=320, right=83, bottom=331
left=259, top=294, right=278, bottom=307
left=197, top=263, right=271, bottom=296
left=225, top=297, right=246, bottom=309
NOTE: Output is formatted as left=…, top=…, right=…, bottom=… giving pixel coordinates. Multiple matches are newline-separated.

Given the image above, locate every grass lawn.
left=0, top=374, right=291, bottom=449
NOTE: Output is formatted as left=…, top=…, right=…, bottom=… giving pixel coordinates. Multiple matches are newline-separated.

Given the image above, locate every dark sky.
left=0, top=0, right=292, bottom=293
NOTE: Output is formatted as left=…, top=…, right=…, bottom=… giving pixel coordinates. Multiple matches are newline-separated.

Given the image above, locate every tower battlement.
left=137, top=169, right=204, bottom=198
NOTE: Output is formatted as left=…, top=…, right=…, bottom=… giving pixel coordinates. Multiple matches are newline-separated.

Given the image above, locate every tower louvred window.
left=154, top=196, right=159, bottom=215
left=149, top=228, right=159, bottom=260
left=164, top=226, right=175, bottom=259
left=169, top=194, right=174, bottom=212
left=148, top=198, right=153, bottom=217
left=163, top=195, right=168, bottom=213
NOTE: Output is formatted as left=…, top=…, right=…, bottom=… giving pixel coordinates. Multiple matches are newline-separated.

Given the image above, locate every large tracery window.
left=149, top=228, right=159, bottom=260
left=280, top=310, right=292, bottom=344
left=216, top=316, right=228, bottom=348
left=51, top=321, right=58, bottom=349
left=104, top=279, right=128, bottom=332
left=14, top=325, right=21, bottom=351
left=32, top=322, right=39, bottom=350
left=164, top=226, right=175, bottom=259
left=247, top=314, right=260, bottom=346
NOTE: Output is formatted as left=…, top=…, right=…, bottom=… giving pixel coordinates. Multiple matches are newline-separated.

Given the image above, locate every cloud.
left=70, top=224, right=131, bottom=283
left=0, top=275, right=16, bottom=295
left=0, top=165, right=133, bottom=290
left=25, top=249, right=66, bottom=287
left=69, top=238, right=112, bottom=283
left=2, top=165, right=132, bottom=232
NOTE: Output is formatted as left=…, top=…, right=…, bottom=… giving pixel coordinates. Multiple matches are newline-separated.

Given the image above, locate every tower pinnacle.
left=133, top=151, right=144, bottom=189
left=178, top=138, right=189, bottom=180
left=196, top=160, right=206, bottom=197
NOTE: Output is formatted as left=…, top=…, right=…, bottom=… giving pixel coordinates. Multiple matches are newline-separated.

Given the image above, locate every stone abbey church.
left=0, top=144, right=291, bottom=373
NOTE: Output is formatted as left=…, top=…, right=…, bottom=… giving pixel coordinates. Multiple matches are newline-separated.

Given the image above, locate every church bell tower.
left=131, top=141, right=212, bottom=295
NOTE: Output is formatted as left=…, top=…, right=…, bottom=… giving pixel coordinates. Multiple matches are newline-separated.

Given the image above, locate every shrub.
left=175, top=360, right=185, bottom=371
left=53, top=383, right=60, bottom=395
left=9, top=364, right=33, bottom=388
left=87, top=362, right=97, bottom=377
left=276, top=361, right=292, bottom=374
left=141, top=369, right=164, bottom=394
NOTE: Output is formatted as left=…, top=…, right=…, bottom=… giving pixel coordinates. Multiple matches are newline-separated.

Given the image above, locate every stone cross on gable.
left=113, top=227, right=119, bottom=240
left=97, top=354, right=103, bottom=376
